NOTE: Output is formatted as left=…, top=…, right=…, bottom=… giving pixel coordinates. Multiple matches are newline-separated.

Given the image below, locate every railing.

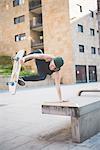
left=31, top=40, right=43, bottom=47
left=78, top=90, right=100, bottom=96
left=29, top=0, right=41, bottom=10
left=30, top=17, right=42, bottom=28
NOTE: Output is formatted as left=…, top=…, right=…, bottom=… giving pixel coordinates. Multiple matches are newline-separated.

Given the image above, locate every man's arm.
left=22, top=53, right=53, bottom=63
left=53, top=71, right=63, bottom=102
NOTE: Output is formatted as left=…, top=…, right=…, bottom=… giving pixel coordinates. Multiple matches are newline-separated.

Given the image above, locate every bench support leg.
left=71, top=117, right=80, bottom=142
left=71, top=109, right=100, bottom=143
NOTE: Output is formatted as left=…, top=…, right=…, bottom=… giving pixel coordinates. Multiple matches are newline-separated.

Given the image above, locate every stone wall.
left=0, top=75, right=54, bottom=90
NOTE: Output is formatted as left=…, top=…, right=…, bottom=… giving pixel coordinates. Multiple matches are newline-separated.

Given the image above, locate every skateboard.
left=7, top=50, right=24, bottom=94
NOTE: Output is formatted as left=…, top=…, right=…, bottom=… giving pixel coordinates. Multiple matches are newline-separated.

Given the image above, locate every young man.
left=18, top=49, right=64, bottom=101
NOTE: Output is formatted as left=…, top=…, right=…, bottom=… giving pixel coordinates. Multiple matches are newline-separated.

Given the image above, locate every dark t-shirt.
left=23, top=49, right=56, bottom=81
left=35, top=59, right=54, bottom=76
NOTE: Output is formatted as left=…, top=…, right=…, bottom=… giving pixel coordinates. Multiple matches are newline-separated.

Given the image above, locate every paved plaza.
left=0, top=83, right=100, bottom=150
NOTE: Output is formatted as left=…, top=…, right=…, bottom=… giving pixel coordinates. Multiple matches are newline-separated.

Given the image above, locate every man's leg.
left=18, top=49, right=45, bottom=86
left=24, top=49, right=43, bottom=63
left=22, top=73, right=46, bottom=81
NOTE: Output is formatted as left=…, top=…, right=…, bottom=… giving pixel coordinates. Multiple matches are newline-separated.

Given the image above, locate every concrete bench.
left=42, top=96, right=100, bottom=143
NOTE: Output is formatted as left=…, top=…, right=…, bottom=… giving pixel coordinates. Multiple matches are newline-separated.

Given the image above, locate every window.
left=98, top=48, right=100, bottom=55
left=77, top=4, right=82, bottom=12
left=79, top=45, right=84, bottom=52
left=88, top=66, right=97, bottom=82
left=89, top=10, right=94, bottom=18
left=15, top=33, right=26, bottom=42
left=13, top=0, right=24, bottom=7
left=29, top=0, right=41, bottom=10
left=91, top=47, right=96, bottom=54
left=75, top=65, right=87, bottom=83
left=98, top=0, right=100, bottom=11
left=14, top=15, right=25, bottom=24
left=78, top=24, right=83, bottom=32
left=90, top=28, right=95, bottom=36
left=80, top=6, right=82, bottom=12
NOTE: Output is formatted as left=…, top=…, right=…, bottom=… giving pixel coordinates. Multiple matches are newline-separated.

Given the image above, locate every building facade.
left=0, top=0, right=31, bottom=55
left=69, top=0, right=99, bottom=83
left=0, top=0, right=99, bottom=84
left=0, top=0, right=74, bottom=84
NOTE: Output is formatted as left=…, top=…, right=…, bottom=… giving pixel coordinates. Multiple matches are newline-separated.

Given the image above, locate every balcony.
left=31, top=40, right=44, bottom=49
left=30, top=18, right=43, bottom=31
left=29, top=0, right=42, bottom=14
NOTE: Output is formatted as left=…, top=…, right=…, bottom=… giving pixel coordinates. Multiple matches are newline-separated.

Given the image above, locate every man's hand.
left=20, top=57, right=25, bottom=64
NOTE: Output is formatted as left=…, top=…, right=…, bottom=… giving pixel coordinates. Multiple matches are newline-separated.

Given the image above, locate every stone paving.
left=0, top=83, right=100, bottom=150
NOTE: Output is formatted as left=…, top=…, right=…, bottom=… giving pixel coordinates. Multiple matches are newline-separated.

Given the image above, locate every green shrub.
left=0, top=56, right=12, bottom=65
left=0, top=56, right=37, bottom=77
left=20, top=70, right=37, bottom=76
